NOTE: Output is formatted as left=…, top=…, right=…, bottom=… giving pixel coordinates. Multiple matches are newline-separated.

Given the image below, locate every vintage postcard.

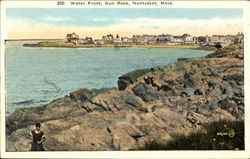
left=0, top=0, right=250, bottom=158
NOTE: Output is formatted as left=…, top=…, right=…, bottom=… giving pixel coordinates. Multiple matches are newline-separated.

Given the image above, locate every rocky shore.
left=6, top=44, right=244, bottom=151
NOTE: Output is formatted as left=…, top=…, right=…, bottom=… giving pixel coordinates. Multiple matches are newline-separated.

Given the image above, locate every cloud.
left=6, top=17, right=243, bottom=39
left=42, top=16, right=70, bottom=22
left=92, top=18, right=108, bottom=22
left=115, top=17, right=242, bottom=31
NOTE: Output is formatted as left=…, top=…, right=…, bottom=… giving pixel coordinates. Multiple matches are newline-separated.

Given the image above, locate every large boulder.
left=132, top=83, right=159, bottom=102
left=124, top=95, right=144, bottom=108
left=69, top=89, right=93, bottom=102
left=118, top=69, right=151, bottom=90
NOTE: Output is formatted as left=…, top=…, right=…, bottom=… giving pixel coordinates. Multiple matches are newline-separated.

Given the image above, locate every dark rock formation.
left=6, top=44, right=244, bottom=151
left=118, top=69, right=151, bottom=90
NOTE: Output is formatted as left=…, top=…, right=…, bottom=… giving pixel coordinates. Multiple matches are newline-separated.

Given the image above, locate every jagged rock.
left=178, top=58, right=193, bottom=62
left=6, top=97, right=85, bottom=135
left=6, top=44, right=244, bottom=151
left=178, top=79, right=194, bottom=88
left=207, top=44, right=243, bottom=59
left=208, top=101, right=218, bottom=111
left=90, top=89, right=126, bottom=112
left=132, top=83, right=159, bottom=102
left=111, top=122, right=144, bottom=150
left=150, top=66, right=164, bottom=72
left=160, top=84, right=172, bottom=91
left=69, top=89, right=93, bottom=102
left=208, top=67, right=219, bottom=75
left=221, top=85, right=234, bottom=97
left=117, top=79, right=130, bottom=91
left=194, top=89, right=203, bottom=95
left=81, top=102, right=105, bottom=112
left=118, top=69, right=151, bottom=90
left=218, top=98, right=237, bottom=110
left=124, top=95, right=144, bottom=108
left=181, top=88, right=195, bottom=97
left=112, top=129, right=138, bottom=150
left=223, top=75, right=244, bottom=85
left=207, top=87, right=222, bottom=97
left=202, top=68, right=211, bottom=76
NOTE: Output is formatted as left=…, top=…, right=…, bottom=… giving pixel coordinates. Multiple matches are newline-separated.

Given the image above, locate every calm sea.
left=5, top=41, right=212, bottom=115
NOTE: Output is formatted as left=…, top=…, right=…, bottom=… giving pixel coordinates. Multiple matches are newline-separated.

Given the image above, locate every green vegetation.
left=139, top=120, right=244, bottom=150
left=23, top=41, right=201, bottom=49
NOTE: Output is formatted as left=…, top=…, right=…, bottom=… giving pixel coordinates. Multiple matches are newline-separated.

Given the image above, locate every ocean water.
left=5, top=41, right=212, bottom=115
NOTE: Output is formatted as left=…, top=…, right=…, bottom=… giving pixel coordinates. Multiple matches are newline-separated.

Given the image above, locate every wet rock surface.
left=6, top=44, right=244, bottom=151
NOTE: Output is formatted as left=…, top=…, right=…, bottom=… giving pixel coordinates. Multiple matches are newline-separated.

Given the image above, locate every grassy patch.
left=23, top=42, right=200, bottom=49
left=139, top=120, right=244, bottom=150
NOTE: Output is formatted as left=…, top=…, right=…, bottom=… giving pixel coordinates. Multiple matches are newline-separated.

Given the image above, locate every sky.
left=6, top=8, right=243, bottom=39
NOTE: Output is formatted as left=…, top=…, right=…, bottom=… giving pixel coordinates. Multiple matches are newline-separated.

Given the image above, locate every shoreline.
left=6, top=44, right=214, bottom=117
left=6, top=44, right=243, bottom=151
left=23, top=41, right=217, bottom=51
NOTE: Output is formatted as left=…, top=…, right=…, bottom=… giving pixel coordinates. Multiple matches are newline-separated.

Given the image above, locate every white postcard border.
left=1, top=1, right=250, bottom=158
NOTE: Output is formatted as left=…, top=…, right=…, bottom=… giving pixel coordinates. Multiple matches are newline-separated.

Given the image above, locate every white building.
left=182, top=34, right=195, bottom=44
left=94, top=40, right=104, bottom=45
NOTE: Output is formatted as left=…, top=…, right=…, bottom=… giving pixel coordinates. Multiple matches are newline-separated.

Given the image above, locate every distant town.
left=66, top=32, right=244, bottom=48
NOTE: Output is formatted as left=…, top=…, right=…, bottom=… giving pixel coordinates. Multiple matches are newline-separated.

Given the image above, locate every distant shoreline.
left=6, top=39, right=64, bottom=41
left=22, top=41, right=217, bottom=50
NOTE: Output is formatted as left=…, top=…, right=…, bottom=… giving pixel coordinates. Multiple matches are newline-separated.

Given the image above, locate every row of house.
left=66, top=32, right=244, bottom=47
left=200, top=32, right=244, bottom=47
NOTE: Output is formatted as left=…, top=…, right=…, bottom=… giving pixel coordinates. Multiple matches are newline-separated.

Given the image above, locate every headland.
left=6, top=44, right=244, bottom=151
